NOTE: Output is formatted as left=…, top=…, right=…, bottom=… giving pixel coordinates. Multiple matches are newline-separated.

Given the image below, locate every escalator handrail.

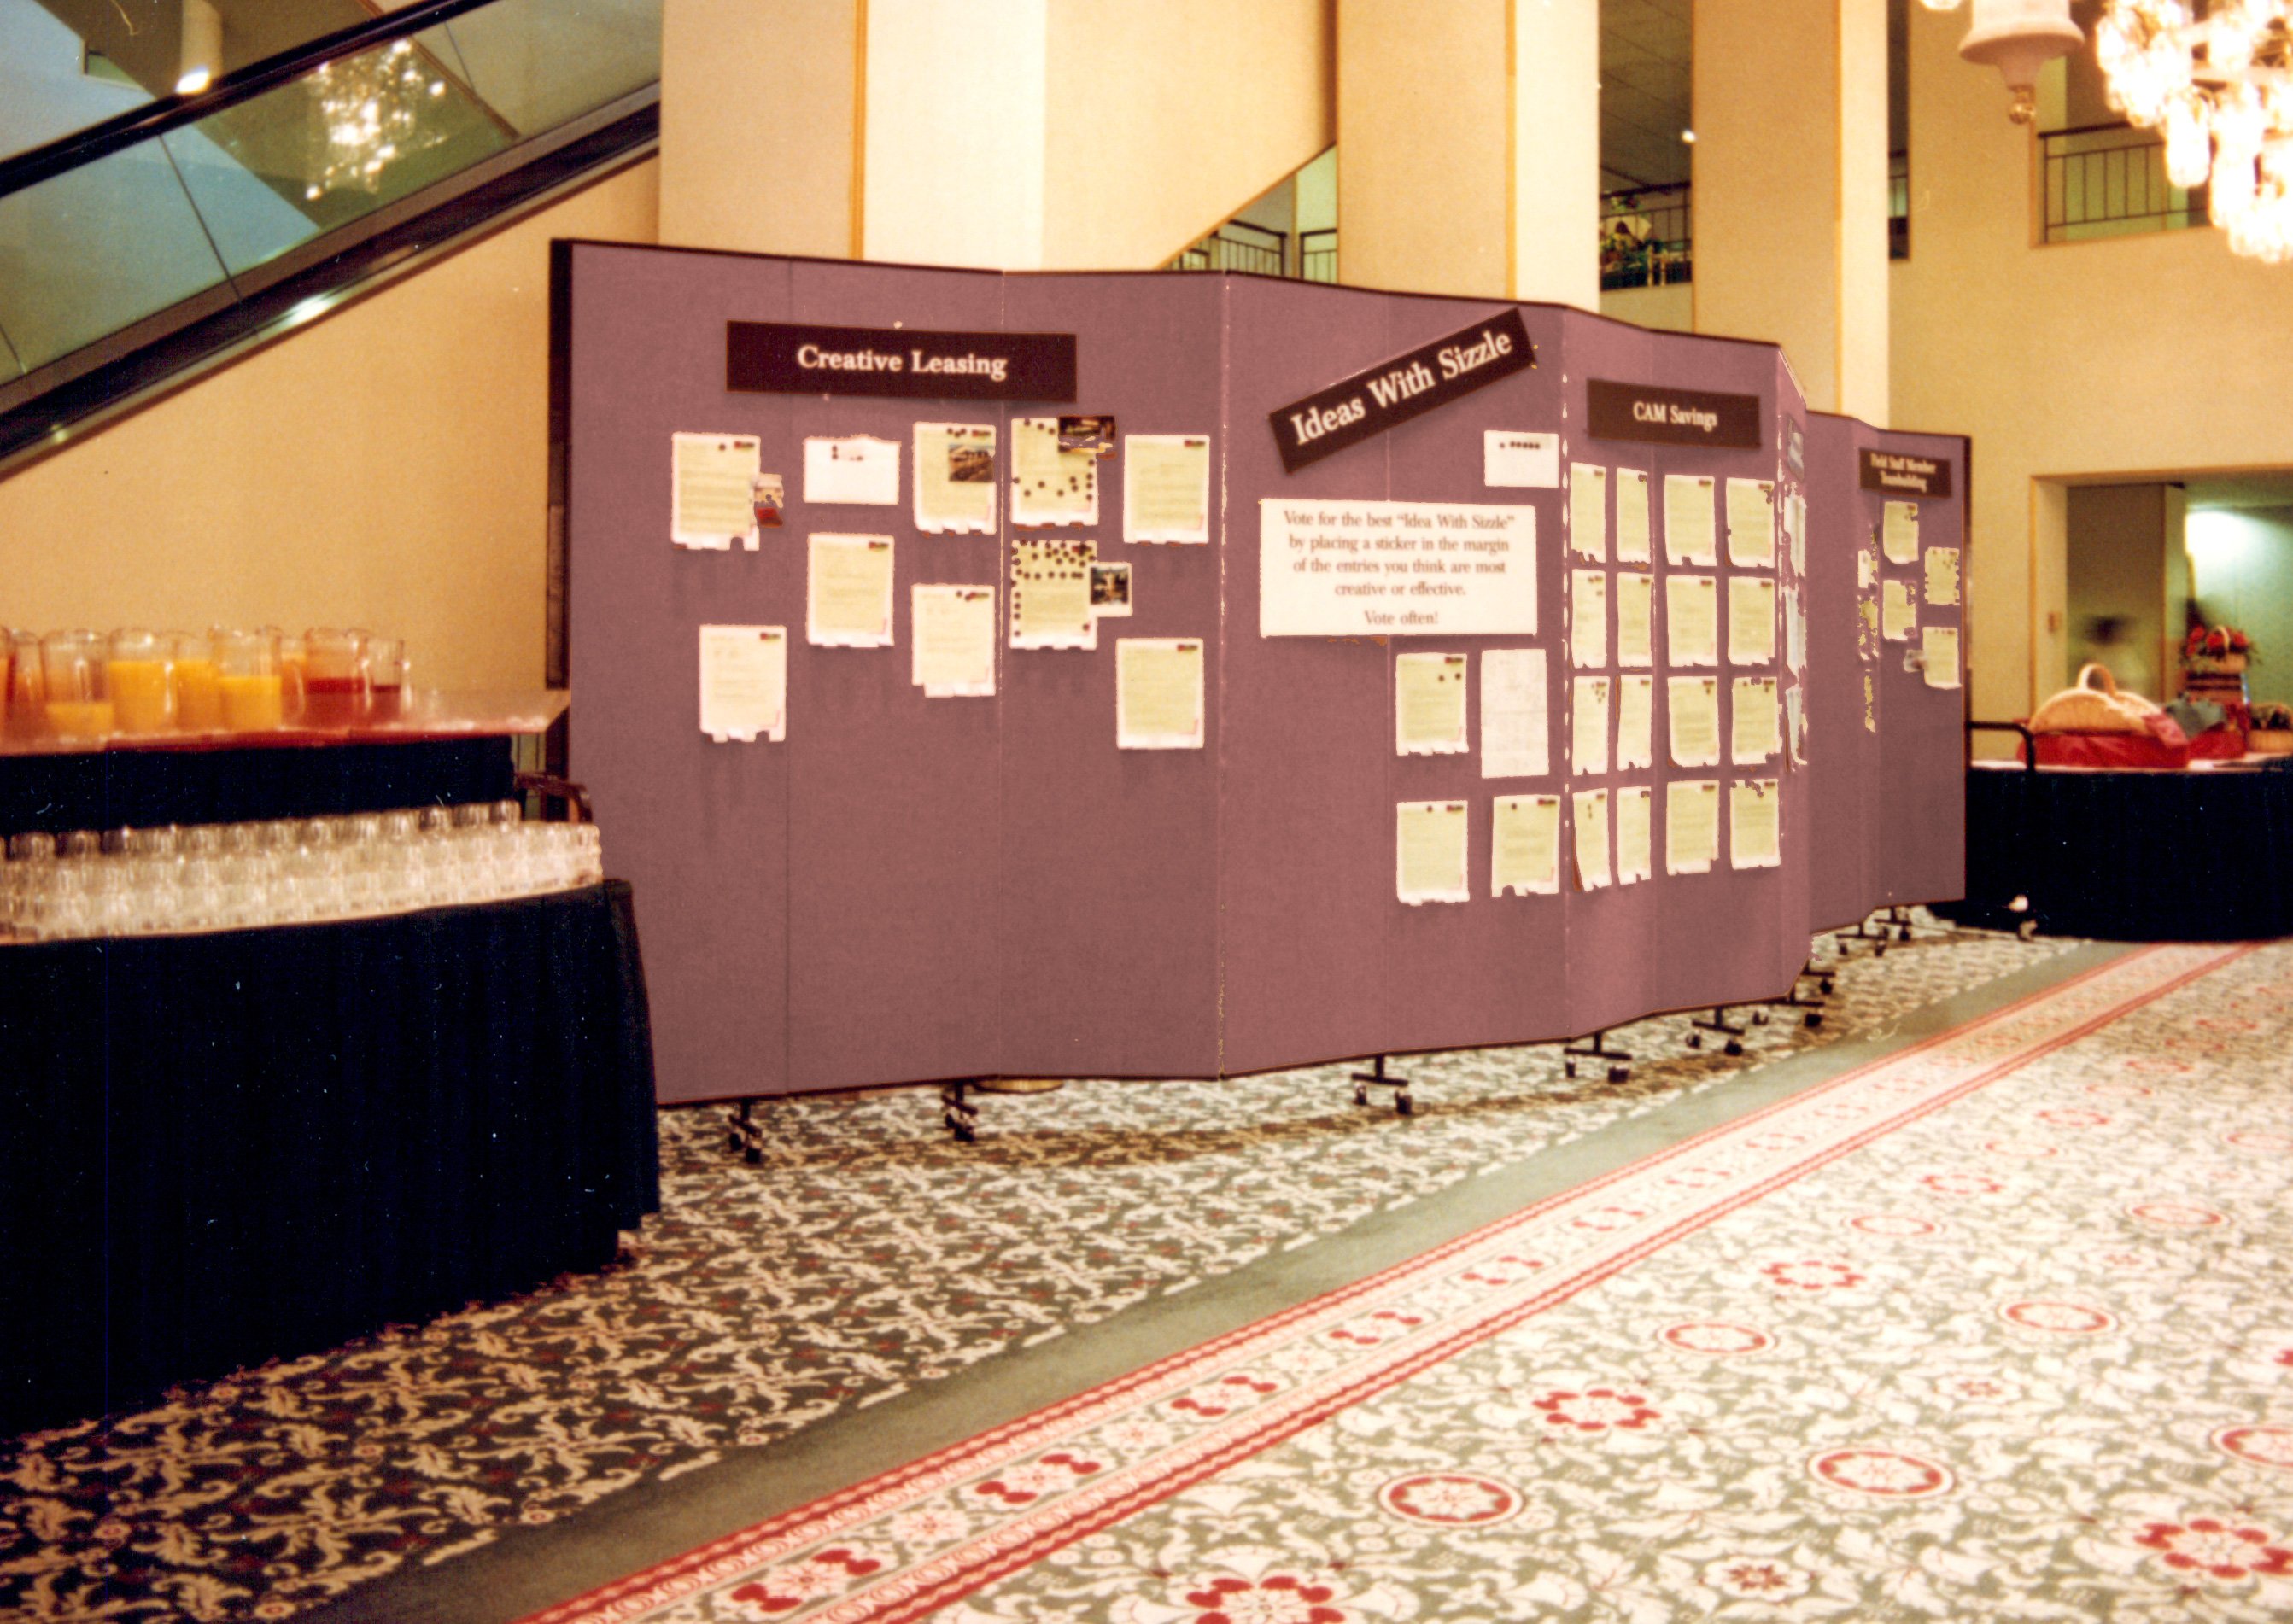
left=0, top=0, right=503, bottom=202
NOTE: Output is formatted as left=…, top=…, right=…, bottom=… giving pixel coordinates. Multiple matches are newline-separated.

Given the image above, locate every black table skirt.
left=1938, top=764, right=2293, bottom=941
left=0, top=880, right=658, bottom=1435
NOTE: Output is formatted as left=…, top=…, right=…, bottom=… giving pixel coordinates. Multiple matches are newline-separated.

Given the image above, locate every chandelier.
left=302, top=39, right=451, bottom=202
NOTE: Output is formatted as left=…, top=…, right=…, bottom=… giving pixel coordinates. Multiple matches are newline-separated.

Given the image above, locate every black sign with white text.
left=1858, top=447, right=1954, bottom=499
left=1267, top=308, right=1535, bottom=473
left=1586, top=378, right=1762, bottom=449
left=728, top=320, right=1077, bottom=400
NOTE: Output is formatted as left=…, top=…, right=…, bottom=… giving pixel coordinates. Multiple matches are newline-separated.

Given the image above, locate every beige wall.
left=1600, top=280, right=1694, bottom=333
left=2064, top=482, right=2167, bottom=702
left=0, top=158, right=660, bottom=692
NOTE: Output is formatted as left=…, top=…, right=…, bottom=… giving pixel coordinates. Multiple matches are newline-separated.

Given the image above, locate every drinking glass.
left=41, top=631, right=114, bottom=740
left=173, top=632, right=224, bottom=731
left=107, top=628, right=176, bottom=735
left=6, top=630, right=43, bottom=737
left=303, top=628, right=370, bottom=727
left=366, top=637, right=408, bottom=721
left=215, top=630, right=301, bottom=731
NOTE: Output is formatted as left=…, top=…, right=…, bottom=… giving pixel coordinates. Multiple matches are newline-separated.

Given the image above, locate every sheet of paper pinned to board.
left=1567, top=464, right=1608, bottom=560
left=1922, top=623, right=1962, bottom=689
left=1480, top=648, right=1549, bottom=780
left=1787, top=685, right=1806, bottom=763
left=1396, top=651, right=1470, bottom=756
left=1610, top=674, right=1653, bottom=772
left=911, top=584, right=997, bottom=696
left=1665, top=778, right=1720, bottom=875
left=1011, top=416, right=1098, bottom=527
left=1486, top=430, right=1560, bottom=488
left=1728, top=575, right=1777, bottom=667
left=1571, top=570, right=1610, bottom=668
left=1571, top=787, right=1612, bottom=890
left=806, top=533, right=896, bottom=647
left=672, top=433, right=760, bottom=549
left=1882, top=499, right=1921, bottom=564
left=1492, top=793, right=1561, bottom=897
left=1571, top=675, right=1612, bottom=776
left=1730, top=777, right=1782, bottom=868
left=1788, top=492, right=1808, bottom=576
left=1863, top=669, right=1878, bottom=733
left=1615, top=468, right=1652, bottom=564
left=1117, top=637, right=1206, bottom=749
left=803, top=434, right=900, bottom=506
left=1882, top=578, right=1916, bottom=641
left=1725, top=477, right=1776, bottom=569
left=1615, top=785, right=1652, bottom=885
left=1010, top=537, right=1097, bottom=649
left=1668, top=675, right=1722, bottom=768
left=1925, top=546, right=1961, bottom=606
left=1124, top=434, right=1213, bottom=544
left=1664, top=473, right=1717, bottom=566
left=1615, top=571, right=1654, bottom=669
left=1784, top=585, right=1806, bottom=675
left=1665, top=574, right=1719, bottom=667
left=697, top=623, right=786, bottom=743
left=1731, top=675, right=1781, bottom=763
left=1397, top=799, right=1471, bottom=904
left=1858, top=546, right=1878, bottom=589
left=912, top=422, right=997, bottom=535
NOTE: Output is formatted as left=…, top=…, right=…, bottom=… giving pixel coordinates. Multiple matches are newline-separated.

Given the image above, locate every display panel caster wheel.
left=1687, top=1032, right=1703, bottom=1049
left=1804, top=1011, right=1823, bottom=1029
left=1752, top=1010, right=1769, bottom=1025
left=1395, top=1089, right=1414, bottom=1116
left=1354, top=1084, right=1370, bottom=1107
left=1608, top=1065, right=1629, bottom=1084
left=1564, top=1060, right=1579, bottom=1079
left=1820, top=975, right=1836, bottom=995
left=1724, top=1038, right=1744, bottom=1057
left=946, top=1115, right=976, bottom=1143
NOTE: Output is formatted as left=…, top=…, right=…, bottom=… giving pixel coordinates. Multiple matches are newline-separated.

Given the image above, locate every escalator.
left=0, top=0, right=659, bottom=470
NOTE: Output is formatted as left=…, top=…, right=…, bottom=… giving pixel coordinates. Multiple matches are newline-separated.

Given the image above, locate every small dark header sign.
left=1858, top=447, right=1954, bottom=499
left=1268, top=307, right=1535, bottom=473
left=1586, top=378, right=1761, bottom=449
left=728, top=320, right=1076, bottom=401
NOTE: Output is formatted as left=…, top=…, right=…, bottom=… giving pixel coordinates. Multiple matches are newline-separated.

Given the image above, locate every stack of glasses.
left=1, top=803, right=604, bottom=943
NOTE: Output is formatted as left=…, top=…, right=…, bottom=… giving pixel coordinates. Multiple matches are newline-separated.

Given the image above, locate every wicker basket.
left=2250, top=729, right=2293, bottom=756
left=2030, top=663, right=2158, bottom=734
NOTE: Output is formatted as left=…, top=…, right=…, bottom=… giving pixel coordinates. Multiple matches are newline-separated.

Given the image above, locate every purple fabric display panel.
left=556, top=243, right=1967, bottom=1104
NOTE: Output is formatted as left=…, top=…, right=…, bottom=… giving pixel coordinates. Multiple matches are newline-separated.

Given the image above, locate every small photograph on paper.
left=1616, top=675, right=1654, bottom=771
left=1664, top=474, right=1718, bottom=566
left=698, top=623, right=786, bottom=742
left=1731, top=675, right=1781, bottom=764
left=1922, top=623, right=1962, bottom=689
left=1117, top=637, right=1206, bottom=749
left=672, top=432, right=760, bottom=549
left=807, top=533, right=897, bottom=647
left=1059, top=414, right=1116, bottom=455
left=1883, top=499, right=1921, bottom=564
left=1571, top=569, right=1610, bottom=668
left=1883, top=578, right=1916, bottom=641
left=911, top=585, right=997, bottom=697
left=752, top=473, right=784, bottom=535
left=803, top=434, right=900, bottom=506
left=1726, top=478, right=1776, bottom=569
left=1568, top=464, right=1609, bottom=560
left=1010, top=538, right=1097, bottom=649
left=1572, top=788, right=1612, bottom=891
left=1125, top=434, right=1212, bottom=544
left=1480, top=648, right=1549, bottom=780
left=1728, top=575, right=1777, bottom=666
left=1665, top=574, right=1719, bottom=667
left=913, top=423, right=997, bottom=535
left=1665, top=778, right=1720, bottom=875
left=1011, top=417, right=1099, bottom=527
left=1397, top=651, right=1470, bottom=756
left=1492, top=794, right=1561, bottom=897
left=1616, top=469, right=1652, bottom=564
left=1615, top=571, right=1655, bottom=668
left=1090, top=561, right=1133, bottom=617
left=1668, top=675, right=1722, bottom=768
left=1486, top=431, right=1561, bottom=489
left=1730, top=778, right=1782, bottom=869
left=1925, top=546, right=1961, bottom=606
left=1616, top=785, right=1652, bottom=885
left=1571, top=675, right=1612, bottom=776
left=1398, top=800, right=1471, bottom=905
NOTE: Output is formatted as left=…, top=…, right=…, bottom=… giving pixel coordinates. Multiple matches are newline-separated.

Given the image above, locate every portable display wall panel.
left=555, top=242, right=1968, bottom=1105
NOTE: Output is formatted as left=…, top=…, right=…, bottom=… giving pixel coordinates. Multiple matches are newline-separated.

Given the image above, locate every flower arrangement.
left=1599, top=214, right=1653, bottom=278
left=2182, top=624, right=2255, bottom=669
left=2249, top=701, right=2291, bottom=730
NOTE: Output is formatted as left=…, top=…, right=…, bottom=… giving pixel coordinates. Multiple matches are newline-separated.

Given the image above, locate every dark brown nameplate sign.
left=728, top=320, right=1077, bottom=401
left=1269, top=307, right=1535, bottom=473
left=1858, top=447, right=1954, bottom=499
left=1586, top=378, right=1762, bottom=449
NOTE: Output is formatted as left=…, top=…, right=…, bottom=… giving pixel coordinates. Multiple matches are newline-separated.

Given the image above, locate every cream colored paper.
left=1568, top=464, right=1608, bottom=560
left=1011, top=417, right=1098, bottom=527
left=697, top=623, right=786, bottom=742
left=912, top=423, right=997, bottom=535
left=1615, top=469, right=1652, bottom=564
left=1480, top=648, right=1549, bottom=780
left=1883, top=578, right=1916, bottom=641
left=1615, top=571, right=1654, bottom=668
left=1922, top=623, right=1962, bottom=689
left=1485, top=431, right=1560, bottom=488
left=1664, top=474, right=1717, bottom=566
left=1572, top=788, right=1612, bottom=890
left=1668, top=675, right=1722, bottom=768
left=1397, top=800, right=1470, bottom=904
left=1784, top=585, right=1806, bottom=674
left=1571, top=676, right=1612, bottom=776
left=1925, top=546, right=1961, bottom=606
left=1665, top=778, right=1720, bottom=875
left=1492, top=793, right=1561, bottom=897
left=1787, top=685, right=1807, bottom=762
left=1665, top=574, right=1719, bottom=667
left=1616, top=675, right=1654, bottom=771
left=1858, top=547, right=1877, bottom=588
left=1616, top=785, right=1652, bottom=885
left=1117, top=637, right=1206, bottom=749
left=806, top=533, right=896, bottom=646
left=1124, top=434, right=1212, bottom=543
left=672, top=433, right=760, bottom=549
left=1730, top=778, right=1781, bottom=869
left=1788, top=492, right=1808, bottom=576
left=1725, top=477, right=1776, bottom=569
left=1864, top=669, right=1878, bottom=733
left=1009, top=538, right=1097, bottom=649
left=910, top=585, right=997, bottom=697
left=1728, top=575, right=1777, bottom=666
left=1259, top=499, right=1537, bottom=637
left=803, top=435, right=899, bottom=506
left=1571, top=570, right=1610, bottom=668
left=1883, top=499, right=1921, bottom=564
left=1731, top=675, right=1781, bottom=763
left=1396, top=651, right=1470, bottom=756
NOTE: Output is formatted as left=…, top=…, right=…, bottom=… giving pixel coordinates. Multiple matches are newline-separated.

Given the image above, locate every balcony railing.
left=1167, top=219, right=1288, bottom=277
left=2041, top=122, right=2203, bottom=242
left=1601, top=185, right=1692, bottom=290
left=1301, top=228, right=1337, bottom=283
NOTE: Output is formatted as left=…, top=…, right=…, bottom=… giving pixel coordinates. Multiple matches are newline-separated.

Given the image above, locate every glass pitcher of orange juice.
left=42, top=630, right=114, bottom=740
left=173, top=631, right=223, bottom=731
left=107, top=628, right=177, bottom=734
left=216, top=628, right=302, bottom=732
left=5, top=631, right=42, bottom=738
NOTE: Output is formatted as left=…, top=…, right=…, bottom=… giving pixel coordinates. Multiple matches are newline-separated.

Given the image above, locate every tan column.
left=1692, top=0, right=1889, bottom=420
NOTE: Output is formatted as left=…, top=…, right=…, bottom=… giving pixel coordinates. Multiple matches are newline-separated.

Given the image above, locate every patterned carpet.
left=1, top=920, right=2073, bottom=1621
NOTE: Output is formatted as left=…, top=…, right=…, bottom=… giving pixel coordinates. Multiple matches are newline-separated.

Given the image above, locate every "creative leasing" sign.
left=727, top=320, right=1077, bottom=400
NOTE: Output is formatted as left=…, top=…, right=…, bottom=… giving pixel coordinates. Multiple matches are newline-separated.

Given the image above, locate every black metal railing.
left=1601, top=184, right=1692, bottom=290
left=1301, top=228, right=1337, bottom=283
left=2040, top=122, right=2204, bottom=242
left=1167, top=220, right=1289, bottom=277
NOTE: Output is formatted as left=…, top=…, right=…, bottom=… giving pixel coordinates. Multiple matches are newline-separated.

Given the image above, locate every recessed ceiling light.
left=174, top=67, right=212, bottom=94
left=1680, top=129, right=1697, bottom=143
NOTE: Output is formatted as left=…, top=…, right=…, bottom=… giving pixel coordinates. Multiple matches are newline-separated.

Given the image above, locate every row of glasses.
left=2, top=803, right=604, bottom=942
left=3, top=627, right=411, bottom=741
